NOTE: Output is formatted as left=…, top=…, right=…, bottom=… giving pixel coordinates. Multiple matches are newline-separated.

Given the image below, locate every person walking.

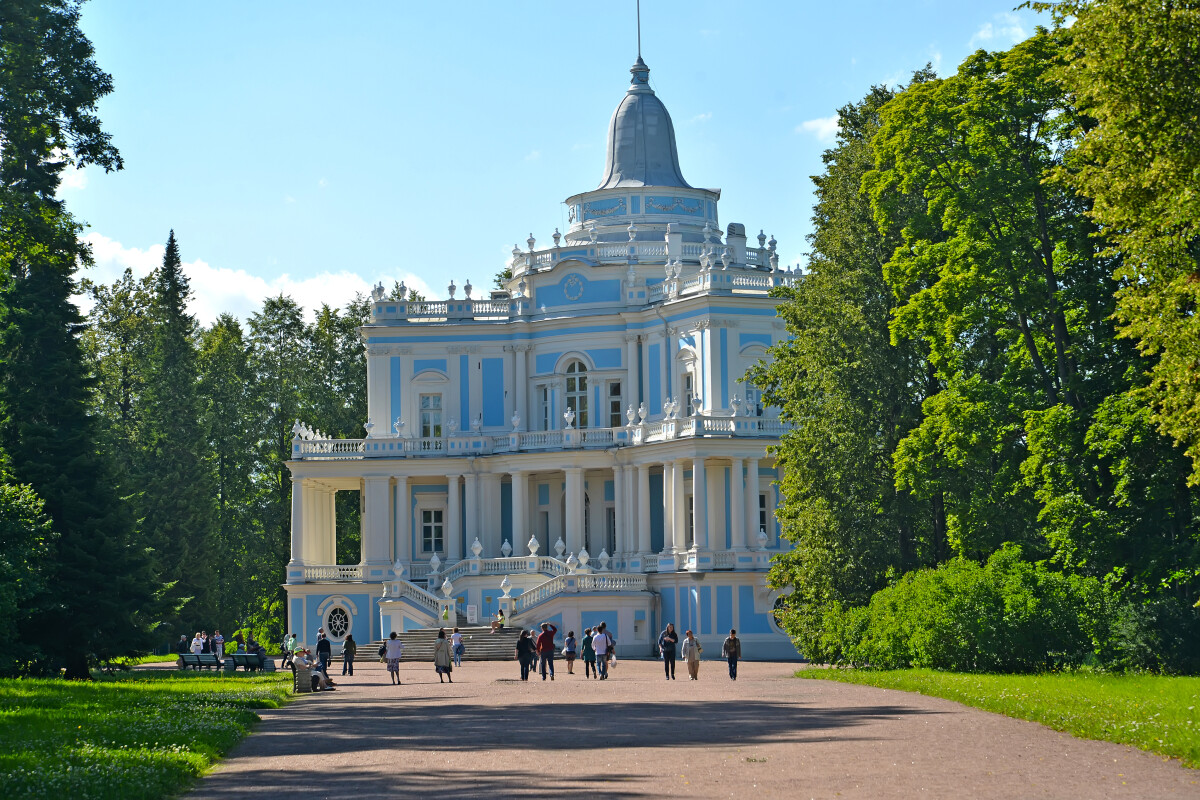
left=563, top=630, right=577, bottom=674
left=658, top=623, right=679, bottom=680
left=581, top=628, right=596, bottom=679
left=341, top=634, right=357, bottom=675
left=384, top=631, right=404, bottom=685
left=535, top=621, right=557, bottom=680
left=281, top=632, right=297, bottom=667
left=315, top=633, right=332, bottom=675
left=681, top=629, right=703, bottom=680
left=451, top=627, right=464, bottom=667
left=515, top=629, right=536, bottom=681
left=190, top=632, right=203, bottom=655
left=433, top=628, right=454, bottom=683
left=212, top=630, right=225, bottom=661
left=722, top=629, right=742, bottom=680
left=593, top=623, right=612, bottom=680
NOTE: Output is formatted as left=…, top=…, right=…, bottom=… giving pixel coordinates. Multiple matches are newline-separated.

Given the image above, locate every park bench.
left=290, top=662, right=313, bottom=693
left=179, top=653, right=221, bottom=671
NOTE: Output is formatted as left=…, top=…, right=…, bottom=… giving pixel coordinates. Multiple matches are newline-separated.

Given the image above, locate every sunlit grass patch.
left=0, top=671, right=292, bottom=800
left=797, top=668, right=1200, bottom=768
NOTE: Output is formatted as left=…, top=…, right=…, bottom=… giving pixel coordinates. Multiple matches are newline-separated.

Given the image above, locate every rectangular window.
left=608, top=381, right=623, bottom=427
left=422, top=508, right=444, bottom=553
left=758, top=493, right=769, bottom=541
left=420, top=394, right=443, bottom=437
left=605, top=506, right=617, bottom=554
left=539, top=386, right=551, bottom=431
left=683, top=374, right=695, bottom=417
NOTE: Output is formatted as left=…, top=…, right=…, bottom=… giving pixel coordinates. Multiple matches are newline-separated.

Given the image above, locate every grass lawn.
left=798, top=668, right=1200, bottom=768
left=0, top=670, right=292, bottom=800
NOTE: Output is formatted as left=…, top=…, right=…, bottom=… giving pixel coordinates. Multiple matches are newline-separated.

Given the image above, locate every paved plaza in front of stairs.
left=193, top=659, right=1198, bottom=799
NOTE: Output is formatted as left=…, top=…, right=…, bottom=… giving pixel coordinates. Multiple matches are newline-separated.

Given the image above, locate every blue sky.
left=66, top=1, right=1038, bottom=323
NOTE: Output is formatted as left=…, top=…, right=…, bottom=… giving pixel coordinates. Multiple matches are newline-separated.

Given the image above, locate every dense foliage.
left=756, top=17, right=1200, bottom=673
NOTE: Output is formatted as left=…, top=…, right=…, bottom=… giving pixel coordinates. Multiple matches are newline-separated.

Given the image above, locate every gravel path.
left=194, top=659, right=1199, bottom=799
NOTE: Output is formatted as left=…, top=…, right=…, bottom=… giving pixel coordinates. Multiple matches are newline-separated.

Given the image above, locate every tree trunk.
left=62, top=651, right=93, bottom=681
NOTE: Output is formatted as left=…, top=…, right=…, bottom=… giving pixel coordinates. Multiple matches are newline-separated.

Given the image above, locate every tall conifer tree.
left=136, top=231, right=216, bottom=629
left=0, top=0, right=162, bottom=677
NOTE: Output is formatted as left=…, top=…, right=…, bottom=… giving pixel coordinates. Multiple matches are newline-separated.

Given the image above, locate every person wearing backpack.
left=721, top=629, right=742, bottom=680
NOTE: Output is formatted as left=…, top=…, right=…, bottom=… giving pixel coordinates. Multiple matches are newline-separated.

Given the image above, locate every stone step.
left=355, top=626, right=523, bottom=661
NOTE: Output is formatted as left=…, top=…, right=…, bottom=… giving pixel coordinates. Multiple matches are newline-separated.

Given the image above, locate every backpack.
left=378, top=643, right=387, bottom=658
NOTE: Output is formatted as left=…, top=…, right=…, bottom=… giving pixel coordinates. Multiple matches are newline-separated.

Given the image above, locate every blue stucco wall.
left=482, top=357, right=504, bottom=426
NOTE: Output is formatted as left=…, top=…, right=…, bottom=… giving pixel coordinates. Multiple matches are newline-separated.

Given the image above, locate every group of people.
left=175, top=629, right=266, bottom=661
left=657, top=624, right=742, bottom=680
left=380, top=627, right=458, bottom=685
left=513, top=621, right=617, bottom=681
left=286, top=627, right=359, bottom=691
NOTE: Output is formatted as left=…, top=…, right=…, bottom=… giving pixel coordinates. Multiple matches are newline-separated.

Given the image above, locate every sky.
left=65, top=1, right=1039, bottom=324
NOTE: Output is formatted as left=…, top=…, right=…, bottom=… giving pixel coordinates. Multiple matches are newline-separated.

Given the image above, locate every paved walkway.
left=194, top=659, right=1198, bottom=799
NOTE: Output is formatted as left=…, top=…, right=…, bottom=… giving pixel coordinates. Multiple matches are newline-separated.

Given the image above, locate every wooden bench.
left=179, top=653, right=221, bottom=671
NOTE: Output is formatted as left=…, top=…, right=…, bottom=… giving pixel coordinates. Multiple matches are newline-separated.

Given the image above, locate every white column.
left=464, top=472, right=479, bottom=552
left=672, top=458, right=687, bottom=554
left=289, top=477, right=305, bottom=564
left=624, top=335, right=638, bottom=413
left=637, top=464, right=651, bottom=555
left=612, top=465, right=624, bottom=556
left=565, top=467, right=584, bottom=556
left=692, top=457, right=708, bottom=550
left=745, top=458, right=760, bottom=545
left=325, top=490, right=337, bottom=564
left=661, top=461, right=675, bottom=553
left=481, top=473, right=502, bottom=556
left=729, top=458, right=746, bottom=550
left=363, top=476, right=391, bottom=566
left=512, top=470, right=528, bottom=549
left=624, top=465, right=636, bottom=558
left=515, top=346, right=529, bottom=430
left=395, top=476, right=411, bottom=564
left=446, top=474, right=462, bottom=562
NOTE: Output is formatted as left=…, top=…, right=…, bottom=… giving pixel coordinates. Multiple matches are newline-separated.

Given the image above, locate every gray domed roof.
left=597, top=58, right=691, bottom=190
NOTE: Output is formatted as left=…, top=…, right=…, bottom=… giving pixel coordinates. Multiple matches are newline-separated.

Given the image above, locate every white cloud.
left=77, top=232, right=437, bottom=326
left=970, top=13, right=1028, bottom=48
left=318, top=178, right=328, bottom=188
left=525, top=150, right=541, bottom=161
left=284, top=194, right=296, bottom=204
left=796, top=114, right=839, bottom=143
left=688, top=112, right=712, bottom=124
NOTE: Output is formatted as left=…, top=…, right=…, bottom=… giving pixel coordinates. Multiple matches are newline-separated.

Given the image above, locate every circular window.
left=327, top=607, right=350, bottom=639
left=771, top=596, right=788, bottom=631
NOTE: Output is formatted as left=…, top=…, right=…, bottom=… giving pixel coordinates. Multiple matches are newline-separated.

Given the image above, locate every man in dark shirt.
left=535, top=622, right=557, bottom=681
left=315, top=633, right=332, bottom=674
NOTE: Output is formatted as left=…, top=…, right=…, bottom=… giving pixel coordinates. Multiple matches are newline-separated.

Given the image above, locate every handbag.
left=609, top=652, right=618, bottom=668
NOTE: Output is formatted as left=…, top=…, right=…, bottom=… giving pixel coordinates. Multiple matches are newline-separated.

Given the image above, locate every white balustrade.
left=713, top=551, right=736, bottom=569
left=302, top=564, right=363, bottom=581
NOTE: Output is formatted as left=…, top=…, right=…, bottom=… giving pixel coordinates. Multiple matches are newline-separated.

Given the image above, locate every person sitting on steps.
left=490, top=609, right=506, bottom=634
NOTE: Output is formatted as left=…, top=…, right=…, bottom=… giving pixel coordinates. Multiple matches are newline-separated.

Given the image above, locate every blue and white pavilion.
left=285, top=56, right=800, bottom=659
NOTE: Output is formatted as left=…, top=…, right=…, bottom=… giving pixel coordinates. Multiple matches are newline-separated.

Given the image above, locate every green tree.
left=750, top=79, right=946, bottom=660
left=137, top=231, right=217, bottom=631
left=245, top=295, right=310, bottom=637
left=0, top=480, right=55, bottom=676
left=198, top=314, right=258, bottom=630
left=0, top=0, right=162, bottom=677
left=1035, top=1, right=1200, bottom=485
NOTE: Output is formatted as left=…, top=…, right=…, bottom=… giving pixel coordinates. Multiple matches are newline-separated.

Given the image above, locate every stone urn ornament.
left=429, top=553, right=441, bottom=574
left=470, top=537, right=483, bottom=558
left=565, top=552, right=579, bottom=572
left=756, top=528, right=769, bottom=550
left=554, top=536, right=566, bottom=559
left=527, top=534, right=540, bottom=557
left=500, top=575, right=512, bottom=598
left=441, top=577, right=455, bottom=598
left=501, top=539, right=512, bottom=557
left=598, top=548, right=610, bottom=571
left=577, top=547, right=590, bottom=569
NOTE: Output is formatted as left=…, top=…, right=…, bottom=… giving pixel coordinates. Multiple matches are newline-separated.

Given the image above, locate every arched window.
left=565, top=360, right=588, bottom=428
